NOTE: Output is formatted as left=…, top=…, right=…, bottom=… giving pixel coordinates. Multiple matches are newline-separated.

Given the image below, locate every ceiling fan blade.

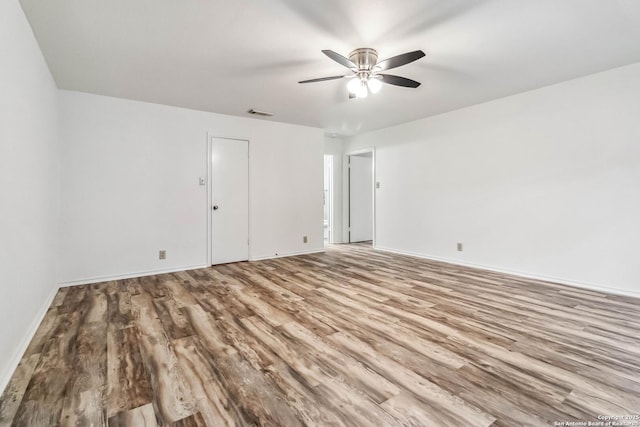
left=298, top=75, right=347, bottom=84
left=379, top=74, right=421, bottom=88
left=322, top=50, right=357, bottom=69
left=376, top=50, right=425, bottom=71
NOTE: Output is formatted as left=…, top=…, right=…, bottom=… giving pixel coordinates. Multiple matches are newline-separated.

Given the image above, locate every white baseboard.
left=250, top=248, right=325, bottom=262
left=0, top=285, right=59, bottom=396
left=58, top=264, right=208, bottom=287
left=58, top=250, right=330, bottom=287
left=375, top=246, right=640, bottom=299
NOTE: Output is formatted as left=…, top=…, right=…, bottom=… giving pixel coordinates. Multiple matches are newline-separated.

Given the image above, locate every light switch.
left=376, top=181, right=381, bottom=189
left=199, top=176, right=206, bottom=186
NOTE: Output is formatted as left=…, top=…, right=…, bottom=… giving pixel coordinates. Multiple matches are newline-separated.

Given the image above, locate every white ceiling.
left=19, top=0, right=640, bottom=135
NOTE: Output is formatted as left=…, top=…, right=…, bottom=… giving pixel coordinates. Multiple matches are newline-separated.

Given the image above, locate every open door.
left=348, top=152, right=373, bottom=243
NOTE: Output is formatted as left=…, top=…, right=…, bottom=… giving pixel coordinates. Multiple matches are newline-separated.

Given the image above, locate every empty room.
left=1, top=0, right=639, bottom=426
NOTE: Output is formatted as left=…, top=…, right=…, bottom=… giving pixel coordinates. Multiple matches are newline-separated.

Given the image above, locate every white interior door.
left=211, top=138, right=249, bottom=264
left=349, top=154, right=373, bottom=242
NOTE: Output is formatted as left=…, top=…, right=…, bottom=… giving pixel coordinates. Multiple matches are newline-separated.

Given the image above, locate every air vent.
left=247, top=109, right=274, bottom=117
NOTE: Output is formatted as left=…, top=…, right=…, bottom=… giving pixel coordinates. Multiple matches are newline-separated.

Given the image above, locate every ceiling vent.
left=247, top=109, right=274, bottom=117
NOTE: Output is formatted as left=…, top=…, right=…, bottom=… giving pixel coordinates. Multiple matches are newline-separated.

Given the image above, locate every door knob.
left=213, top=205, right=219, bottom=210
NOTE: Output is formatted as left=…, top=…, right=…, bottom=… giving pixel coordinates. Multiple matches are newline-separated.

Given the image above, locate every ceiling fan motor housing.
left=349, top=48, right=379, bottom=71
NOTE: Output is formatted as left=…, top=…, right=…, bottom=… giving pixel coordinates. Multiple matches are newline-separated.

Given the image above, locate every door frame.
left=345, top=147, right=376, bottom=246
left=323, top=154, right=333, bottom=245
left=207, top=135, right=250, bottom=266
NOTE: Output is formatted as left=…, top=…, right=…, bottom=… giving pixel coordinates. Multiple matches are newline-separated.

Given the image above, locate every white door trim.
left=345, top=147, right=376, bottom=247
left=207, top=135, right=250, bottom=266
left=324, top=154, right=333, bottom=245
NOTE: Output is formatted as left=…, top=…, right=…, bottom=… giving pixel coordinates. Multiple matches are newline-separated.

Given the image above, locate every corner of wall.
left=0, top=286, right=59, bottom=396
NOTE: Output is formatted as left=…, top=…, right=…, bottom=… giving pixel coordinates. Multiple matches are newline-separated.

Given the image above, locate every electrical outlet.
left=457, top=243, right=463, bottom=252
left=159, top=250, right=166, bottom=259
left=303, top=236, right=308, bottom=243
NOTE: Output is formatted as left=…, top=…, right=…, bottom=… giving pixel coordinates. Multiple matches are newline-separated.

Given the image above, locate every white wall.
left=346, top=62, right=640, bottom=296
left=0, top=0, right=60, bottom=392
left=58, top=91, right=324, bottom=284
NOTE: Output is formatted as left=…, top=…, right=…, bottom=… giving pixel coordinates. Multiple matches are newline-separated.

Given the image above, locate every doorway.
left=348, top=150, right=374, bottom=244
left=209, top=137, right=249, bottom=265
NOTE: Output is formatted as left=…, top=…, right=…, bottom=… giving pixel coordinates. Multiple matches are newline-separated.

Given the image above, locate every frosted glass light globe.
left=367, top=78, right=382, bottom=94
left=356, top=82, right=368, bottom=98
left=347, top=78, right=360, bottom=94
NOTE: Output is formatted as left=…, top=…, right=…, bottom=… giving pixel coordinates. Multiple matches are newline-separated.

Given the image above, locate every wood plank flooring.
left=1, top=243, right=639, bottom=426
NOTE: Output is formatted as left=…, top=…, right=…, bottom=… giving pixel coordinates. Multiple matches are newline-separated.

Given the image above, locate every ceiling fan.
left=299, top=48, right=425, bottom=99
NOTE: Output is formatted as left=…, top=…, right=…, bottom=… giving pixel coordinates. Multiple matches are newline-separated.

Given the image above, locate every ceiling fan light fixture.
left=367, top=77, right=382, bottom=94
left=356, top=81, right=369, bottom=98
left=347, top=77, right=361, bottom=94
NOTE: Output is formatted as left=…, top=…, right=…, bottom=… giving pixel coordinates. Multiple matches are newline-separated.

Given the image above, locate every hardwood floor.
left=1, top=243, right=639, bottom=426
